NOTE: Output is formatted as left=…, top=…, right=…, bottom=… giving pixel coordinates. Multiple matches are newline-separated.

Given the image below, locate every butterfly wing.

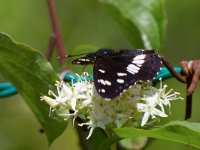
left=94, top=52, right=162, bottom=99
left=119, top=49, right=158, bottom=56
left=72, top=56, right=95, bottom=65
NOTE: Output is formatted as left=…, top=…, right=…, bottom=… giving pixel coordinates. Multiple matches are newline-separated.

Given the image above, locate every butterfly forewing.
left=72, top=56, right=95, bottom=65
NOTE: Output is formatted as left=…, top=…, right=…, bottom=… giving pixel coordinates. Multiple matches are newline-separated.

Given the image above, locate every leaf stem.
left=105, top=126, right=118, bottom=150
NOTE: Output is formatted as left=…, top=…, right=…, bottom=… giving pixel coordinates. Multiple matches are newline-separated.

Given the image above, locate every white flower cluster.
left=41, top=73, right=182, bottom=139
left=41, top=72, right=93, bottom=123
left=136, top=81, right=183, bottom=126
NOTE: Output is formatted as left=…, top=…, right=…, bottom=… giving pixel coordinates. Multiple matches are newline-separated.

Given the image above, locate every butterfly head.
left=91, top=49, right=114, bottom=58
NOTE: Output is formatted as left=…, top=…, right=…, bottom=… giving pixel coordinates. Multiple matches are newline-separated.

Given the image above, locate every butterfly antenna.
left=58, top=52, right=91, bottom=59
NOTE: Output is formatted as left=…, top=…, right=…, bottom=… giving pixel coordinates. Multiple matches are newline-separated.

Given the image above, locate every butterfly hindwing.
left=94, top=57, right=134, bottom=99
left=94, top=52, right=162, bottom=99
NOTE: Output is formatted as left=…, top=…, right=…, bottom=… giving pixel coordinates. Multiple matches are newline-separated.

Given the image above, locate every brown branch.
left=160, top=56, right=195, bottom=120
left=160, top=56, right=186, bottom=83
left=47, top=0, right=66, bottom=65
left=46, top=33, right=56, bottom=61
left=185, top=77, right=193, bottom=120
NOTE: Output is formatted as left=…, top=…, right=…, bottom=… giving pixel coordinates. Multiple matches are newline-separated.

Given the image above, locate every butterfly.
left=71, top=49, right=162, bottom=99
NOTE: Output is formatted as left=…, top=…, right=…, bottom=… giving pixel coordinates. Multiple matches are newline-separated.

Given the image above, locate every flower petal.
left=141, top=112, right=150, bottom=126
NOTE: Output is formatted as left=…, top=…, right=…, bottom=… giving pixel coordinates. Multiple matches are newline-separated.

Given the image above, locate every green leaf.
left=0, top=32, right=67, bottom=144
left=114, top=121, right=200, bottom=149
left=119, top=137, right=148, bottom=150
left=99, top=0, right=166, bottom=49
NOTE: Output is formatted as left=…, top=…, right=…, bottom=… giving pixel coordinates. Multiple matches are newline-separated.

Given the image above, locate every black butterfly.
left=71, top=49, right=162, bottom=99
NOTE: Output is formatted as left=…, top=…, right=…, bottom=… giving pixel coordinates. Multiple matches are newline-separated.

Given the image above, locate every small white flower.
left=79, top=120, right=96, bottom=139
left=137, top=101, right=167, bottom=126
left=136, top=80, right=182, bottom=126
left=50, top=81, right=72, bottom=105
left=40, top=96, right=59, bottom=108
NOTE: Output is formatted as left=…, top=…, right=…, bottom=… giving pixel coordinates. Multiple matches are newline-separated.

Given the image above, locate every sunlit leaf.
left=99, top=0, right=166, bottom=49
left=0, top=32, right=67, bottom=144
left=114, top=121, right=200, bottom=149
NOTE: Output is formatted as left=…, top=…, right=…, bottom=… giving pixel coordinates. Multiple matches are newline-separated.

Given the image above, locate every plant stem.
left=105, top=127, right=118, bottom=150
left=46, top=33, right=56, bottom=61
left=161, top=56, right=194, bottom=120
left=185, top=77, right=193, bottom=120
left=111, top=143, right=117, bottom=150
left=47, top=0, right=66, bottom=65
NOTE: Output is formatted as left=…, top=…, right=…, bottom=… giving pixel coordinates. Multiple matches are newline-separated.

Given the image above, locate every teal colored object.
left=153, top=67, right=182, bottom=83
left=64, top=73, right=93, bottom=84
left=0, top=67, right=182, bottom=98
left=0, top=82, right=17, bottom=97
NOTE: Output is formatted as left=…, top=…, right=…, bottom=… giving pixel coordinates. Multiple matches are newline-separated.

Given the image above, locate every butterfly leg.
left=82, top=65, right=88, bottom=72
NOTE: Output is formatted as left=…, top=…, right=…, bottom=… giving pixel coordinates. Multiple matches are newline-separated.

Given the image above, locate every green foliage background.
left=0, top=0, right=200, bottom=150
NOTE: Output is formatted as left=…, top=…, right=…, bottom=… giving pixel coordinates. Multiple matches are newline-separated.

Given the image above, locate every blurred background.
left=0, top=0, right=200, bottom=149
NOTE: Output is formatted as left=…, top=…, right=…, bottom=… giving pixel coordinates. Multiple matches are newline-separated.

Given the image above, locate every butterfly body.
left=72, top=49, right=162, bottom=99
